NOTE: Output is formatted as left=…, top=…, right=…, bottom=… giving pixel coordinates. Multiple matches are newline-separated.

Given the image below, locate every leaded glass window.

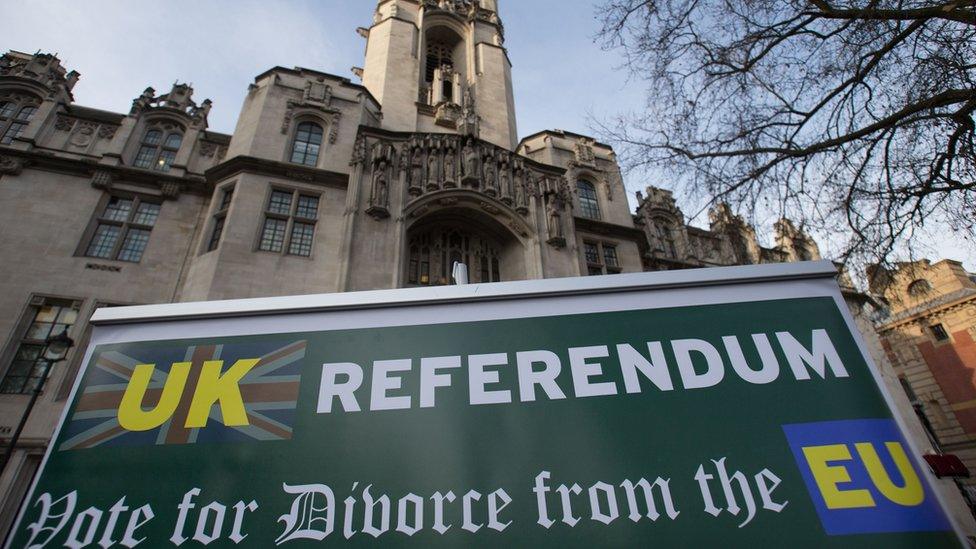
left=207, top=185, right=234, bottom=252
left=0, top=299, right=80, bottom=394
left=584, top=240, right=622, bottom=275
left=132, top=127, right=183, bottom=171
left=290, top=122, right=323, bottom=167
left=577, top=179, right=600, bottom=220
left=258, top=188, right=319, bottom=256
left=0, top=99, right=39, bottom=145
left=84, top=195, right=160, bottom=262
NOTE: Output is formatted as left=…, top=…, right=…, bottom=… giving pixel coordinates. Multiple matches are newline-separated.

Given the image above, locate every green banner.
left=8, top=296, right=958, bottom=547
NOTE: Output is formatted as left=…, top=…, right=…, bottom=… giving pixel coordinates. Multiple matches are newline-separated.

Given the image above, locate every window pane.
left=219, top=188, right=234, bottom=211
left=117, top=229, right=151, bottom=262
left=584, top=242, right=600, bottom=264
left=0, top=102, right=14, bottom=118
left=577, top=180, right=600, bottom=219
left=102, top=198, right=133, bottom=221
left=163, top=133, right=183, bottom=150
left=259, top=218, right=287, bottom=252
left=86, top=224, right=120, bottom=258
left=291, top=122, right=323, bottom=166
left=143, top=130, right=162, bottom=145
left=25, top=321, right=53, bottom=341
left=14, top=345, right=44, bottom=362
left=288, top=222, right=315, bottom=256
left=55, top=307, right=78, bottom=325
left=15, top=106, right=37, bottom=121
left=604, top=245, right=618, bottom=267
left=267, top=190, right=293, bottom=214
left=34, top=305, right=60, bottom=324
left=1, top=300, right=80, bottom=394
left=1, top=122, right=26, bottom=144
left=208, top=216, right=225, bottom=251
left=295, top=195, right=319, bottom=219
left=132, top=202, right=160, bottom=226
left=133, top=145, right=157, bottom=168
left=155, top=149, right=176, bottom=171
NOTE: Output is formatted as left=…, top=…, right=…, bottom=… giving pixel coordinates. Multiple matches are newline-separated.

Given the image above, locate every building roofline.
left=253, top=66, right=381, bottom=109
left=518, top=129, right=613, bottom=151
left=64, top=105, right=126, bottom=124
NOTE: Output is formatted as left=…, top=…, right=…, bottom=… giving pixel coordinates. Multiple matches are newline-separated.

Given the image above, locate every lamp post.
left=0, top=329, right=74, bottom=473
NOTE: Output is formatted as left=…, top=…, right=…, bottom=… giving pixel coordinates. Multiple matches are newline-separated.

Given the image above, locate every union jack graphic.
left=59, top=339, right=306, bottom=450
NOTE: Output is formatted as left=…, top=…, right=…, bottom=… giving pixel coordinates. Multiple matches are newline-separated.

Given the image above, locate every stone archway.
left=404, top=207, right=527, bottom=287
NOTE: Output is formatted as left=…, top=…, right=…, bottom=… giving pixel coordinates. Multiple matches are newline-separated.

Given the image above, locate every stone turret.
left=708, top=203, right=762, bottom=265
left=362, top=0, right=516, bottom=149
left=774, top=218, right=821, bottom=262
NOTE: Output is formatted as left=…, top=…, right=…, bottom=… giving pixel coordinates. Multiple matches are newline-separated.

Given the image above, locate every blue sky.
left=2, top=1, right=642, bottom=141
left=4, top=1, right=971, bottom=267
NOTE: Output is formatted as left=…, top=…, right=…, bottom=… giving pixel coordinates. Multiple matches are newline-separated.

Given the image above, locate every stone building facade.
left=1, top=0, right=954, bottom=536
left=871, top=260, right=976, bottom=501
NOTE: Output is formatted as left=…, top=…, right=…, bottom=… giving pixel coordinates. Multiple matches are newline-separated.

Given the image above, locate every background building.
left=3, top=0, right=968, bottom=537
left=871, top=260, right=976, bottom=507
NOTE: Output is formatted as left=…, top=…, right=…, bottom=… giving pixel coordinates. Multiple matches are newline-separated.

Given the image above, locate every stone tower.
left=362, top=0, right=518, bottom=150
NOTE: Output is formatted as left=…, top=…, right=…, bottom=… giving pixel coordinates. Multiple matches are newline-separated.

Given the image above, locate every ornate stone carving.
left=69, top=122, right=97, bottom=147
left=366, top=158, right=391, bottom=219
left=461, top=138, right=480, bottom=188
left=545, top=191, right=566, bottom=248
left=408, top=145, right=425, bottom=197
left=0, top=156, right=25, bottom=176
left=98, top=124, right=118, bottom=140
left=443, top=145, right=457, bottom=188
left=199, top=141, right=220, bottom=158
left=160, top=182, right=181, bottom=199
left=90, top=170, right=113, bottom=190
left=426, top=151, right=440, bottom=191
left=329, top=112, right=342, bottom=144
left=574, top=137, right=597, bottom=167
left=351, top=133, right=368, bottom=166
left=55, top=115, right=75, bottom=132
left=482, top=153, right=498, bottom=197
left=435, top=102, right=462, bottom=128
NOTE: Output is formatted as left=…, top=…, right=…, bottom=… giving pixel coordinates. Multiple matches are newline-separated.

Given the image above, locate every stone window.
left=908, top=279, right=933, bottom=297
left=0, top=101, right=39, bottom=145
left=407, top=227, right=502, bottom=286
left=83, top=195, right=161, bottom=262
left=207, top=185, right=235, bottom=252
left=577, top=179, right=600, bottom=220
left=133, top=127, right=183, bottom=171
left=258, top=188, right=319, bottom=257
left=290, top=122, right=323, bottom=167
left=584, top=240, right=622, bottom=275
left=0, top=297, right=80, bottom=394
left=930, top=324, right=949, bottom=342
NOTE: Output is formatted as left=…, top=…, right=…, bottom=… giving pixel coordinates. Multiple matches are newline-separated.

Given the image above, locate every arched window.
left=907, top=279, right=932, bottom=297
left=577, top=179, right=600, bottom=219
left=133, top=127, right=183, bottom=171
left=290, top=122, right=323, bottom=167
left=1, top=100, right=39, bottom=145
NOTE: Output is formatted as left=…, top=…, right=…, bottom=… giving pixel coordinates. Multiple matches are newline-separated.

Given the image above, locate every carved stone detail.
left=160, top=182, right=181, bottom=199
left=0, top=156, right=25, bottom=176
left=90, top=169, right=113, bottom=190
left=55, top=115, right=75, bottom=132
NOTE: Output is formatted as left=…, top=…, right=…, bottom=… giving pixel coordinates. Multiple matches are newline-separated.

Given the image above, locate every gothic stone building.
left=0, top=0, right=842, bottom=534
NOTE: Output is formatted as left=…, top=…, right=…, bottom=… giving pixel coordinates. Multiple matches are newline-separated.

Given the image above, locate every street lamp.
left=0, top=328, right=74, bottom=472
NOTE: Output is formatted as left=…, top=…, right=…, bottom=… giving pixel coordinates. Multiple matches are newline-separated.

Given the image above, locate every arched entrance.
left=404, top=207, right=527, bottom=286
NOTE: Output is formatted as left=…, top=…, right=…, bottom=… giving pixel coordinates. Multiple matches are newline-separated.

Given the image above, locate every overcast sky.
left=4, top=1, right=972, bottom=268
